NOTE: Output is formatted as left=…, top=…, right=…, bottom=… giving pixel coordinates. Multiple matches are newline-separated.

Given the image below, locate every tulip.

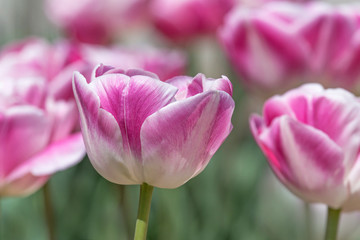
left=79, top=44, right=187, bottom=81
left=250, top=83, right=360, bottom=239
left=45, top=0, right=147, bottom=44
left=0, top=38, right=92, bottom=101
left=0, top=39, right=86, bottom=197
left=149, top=0, right=235, bottom=42
left=0, top=37, right=187, bottom=91
left=219, top=2, right=360, bottom=92
left=0, top=77, right=85, bottom=197
left=239, top=0, right=312, bottom=8
left=73, top=65, right=234, bottom=239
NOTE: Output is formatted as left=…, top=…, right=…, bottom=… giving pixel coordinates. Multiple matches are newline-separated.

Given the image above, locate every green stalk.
left=0, top=197, right=2, bottom=239
left=43, top=182, right=56, bottom=240
left=304, top=203, right=313, bottom=240
left=133, top=183, right=154, bottom=240
left=118, top=185, right=132, bottom=239
left=324, top=207, right=341, bottom=240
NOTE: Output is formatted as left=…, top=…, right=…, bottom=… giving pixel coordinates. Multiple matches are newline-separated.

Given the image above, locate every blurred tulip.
left=0, top=37, right=187, bottom=88
left=79, top=44, right=187, bottom=81
left=73, top=65, right=234, bottom=188
left=0, top=38, right=92, bottom=101
left=0, top=40, right=86, bottom=197
left=250, top=83, right=360, bottom=211
left=219, top=2, right=360, bottom=92
left=149, top=0, right=235, bottom=42
left=239, top=0, right=312, bottom=8
left=45, top=0, right=147, bottom=44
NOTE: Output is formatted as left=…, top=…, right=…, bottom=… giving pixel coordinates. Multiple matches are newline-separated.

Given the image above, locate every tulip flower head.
left=150, top=0, right=235, bottom=42
left=219, top=2, right=360, bottom=92
left=0, top=40, right=86, bottom=197
left=73, top=65, right=234, bottom=188
left=250, top=83, right=360, bottom=211
left=45, top=0, right=147, bottom=44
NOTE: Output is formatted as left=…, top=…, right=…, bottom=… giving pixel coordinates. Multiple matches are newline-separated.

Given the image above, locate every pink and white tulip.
left=0, top=40, right=86, bottom=197
left=0, top=37, right=186, bottom=89
left=73, top=65, right=234, bottom=188
left=239, top=0, right=312, bottom=8
left=250, top=83, right=360, bottom=211
left=219, top=2, right=360, bottom=91
left=45, top=0, right=147, bottom=44
left=149, top=0, right=235, bottom=42
left=79, top=44, right=186, bottom=81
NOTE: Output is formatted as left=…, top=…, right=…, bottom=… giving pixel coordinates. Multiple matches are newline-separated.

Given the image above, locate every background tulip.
left=149, top=0, right=235, bottom=42
left=73, top=65, right=234, bottom=189
left=78, top=44, right=187, bottom=81
left=250, top=83, right=360, bottom=211
left=219, top=2, right=360, bottom=92
left=45, top=0, right=147, bottom=44
left=0, top=38, right=186, bottom=88
left=0, top=70, right=85, bottom=197
left=0, top=39, right=88, bottom=194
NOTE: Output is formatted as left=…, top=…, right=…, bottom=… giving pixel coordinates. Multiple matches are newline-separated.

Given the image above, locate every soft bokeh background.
left=1, top=0, right=360, bottom=240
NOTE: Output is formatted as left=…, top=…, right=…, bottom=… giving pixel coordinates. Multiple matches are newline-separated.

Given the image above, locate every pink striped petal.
left=30, top=133, right=85, bottom=175
left=258, top=116, right=347, bottom=207
left=90, top=73, right=177, bottom=158
left=166, top=74, right=232, bottom=100
left=299, top=8, right=357, bottom=73
left=0, top=106, right=52, bottom=178
left=73, top=72, right=143, bottom=184
left=140, top=91, right=234, bottom=188
left=45, top=99, right=78, bottom=142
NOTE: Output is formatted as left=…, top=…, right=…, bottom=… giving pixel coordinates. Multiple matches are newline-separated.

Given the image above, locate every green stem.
left=43, top=182, right=56, bottom=240
left=118, top=185, right=132, bottom=240
left=134, top=183, right=154, bottom=240
left=324, top=207, right=341, bottom=240
left=304, top=203, right=313, bottom=240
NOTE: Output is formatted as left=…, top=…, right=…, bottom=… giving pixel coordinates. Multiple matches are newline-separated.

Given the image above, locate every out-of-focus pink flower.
left=149, top=0, right=235, bottom=42
left=0, top=38, right=92, bottom=101
left=219, top=2, right=360, bottom=91
left=73, top=65, right=234, bottom=188
left=250, top=83, right=360, bottom=211
left=45, top=0, right=147, bottom=44
left=79, top=44, right=187, bottom=81
left=0, top=40, right=86, bottom=197
left=239, top=0, right=312, bottom=8
left=1, top=37, right=186, bottom=86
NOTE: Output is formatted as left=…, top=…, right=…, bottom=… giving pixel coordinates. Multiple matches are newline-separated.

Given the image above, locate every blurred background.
left=1, top=0, right=360, bottom=240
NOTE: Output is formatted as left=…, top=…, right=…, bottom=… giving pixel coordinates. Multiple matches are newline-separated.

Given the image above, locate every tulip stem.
left=324, top=207, right=341, bottom=240
left=0, top=197, right=3, bottom=239
left=133, top=183, right=154, bottom=240
left=43, top=182, right=56, bottom=240
left=118, top=185, right=132, bottom=239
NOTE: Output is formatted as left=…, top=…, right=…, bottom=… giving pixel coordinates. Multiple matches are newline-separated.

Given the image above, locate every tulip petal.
left=73, top=72, right=143, bottom=184
left=263, top=83, right=324, bottom=126
left=259, top=116, right=347, bottom=207
left=310, top=89, right=360, bottom=174
left=141, top=91, right=234, bottom=188
left=167, top=74, right=233, bottom=100
left=0, top=106, right=52, bottom=178
left=0, top=173, right=49, bottom=197
left=29, top=133, right=85, bottom=175
left=46, top=99, right=78, bottom=142
left=90, top=73, right=178, bottom=158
